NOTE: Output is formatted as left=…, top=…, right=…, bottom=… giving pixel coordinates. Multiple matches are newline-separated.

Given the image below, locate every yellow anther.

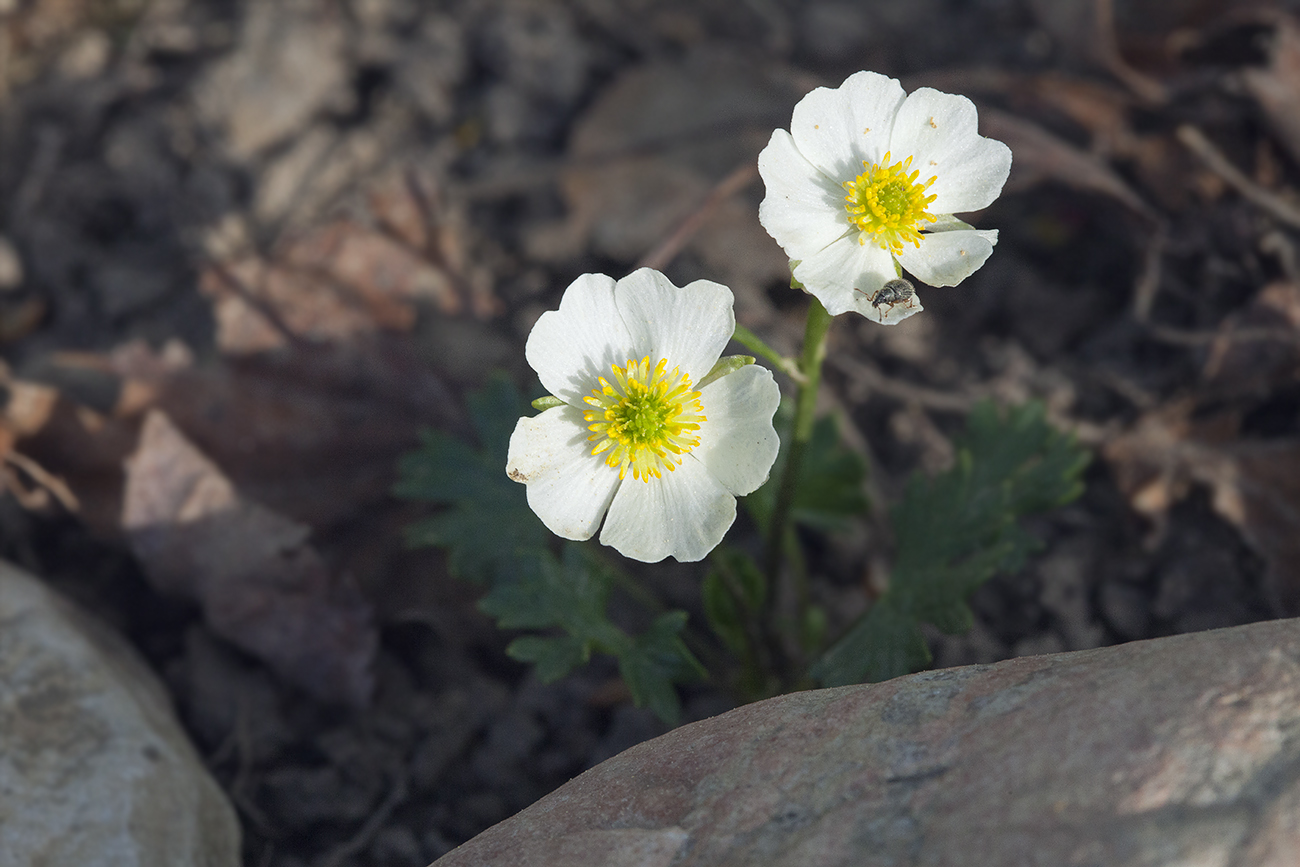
left=842, top=151, right=938, bottom=257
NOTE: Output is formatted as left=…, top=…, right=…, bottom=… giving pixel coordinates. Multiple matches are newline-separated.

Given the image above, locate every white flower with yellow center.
left=758, top=71, right=1012, bottom=324
left=506, top=268, right=781, bottom=563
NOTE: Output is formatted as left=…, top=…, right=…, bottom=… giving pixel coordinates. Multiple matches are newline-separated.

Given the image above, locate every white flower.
left=758, top=71, right=1012, bottom=325
left=506, top=268, right=781, bottom=563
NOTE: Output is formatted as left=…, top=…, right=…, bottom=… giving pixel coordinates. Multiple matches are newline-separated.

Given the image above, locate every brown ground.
left=2, top=0, right=1298, bottom=864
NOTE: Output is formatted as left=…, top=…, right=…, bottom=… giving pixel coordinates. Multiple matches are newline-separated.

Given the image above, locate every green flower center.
left=843, top=151, right=938, bottom=257
left=584, top=356, right=705, bottom=482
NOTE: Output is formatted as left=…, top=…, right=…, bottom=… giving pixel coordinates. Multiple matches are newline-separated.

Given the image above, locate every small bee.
left=855, top=278, right=917, bottom=316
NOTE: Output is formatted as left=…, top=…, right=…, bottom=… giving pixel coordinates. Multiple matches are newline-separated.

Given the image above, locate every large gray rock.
left=435, top=618, right=1300, bottom=866
left=0, top=560, right=241, bottom=867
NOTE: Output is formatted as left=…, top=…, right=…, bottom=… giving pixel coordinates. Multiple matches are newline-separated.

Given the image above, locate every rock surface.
left=0, top=560, right=241, bottom=867
left=435, top=618, right=1300, bottom=867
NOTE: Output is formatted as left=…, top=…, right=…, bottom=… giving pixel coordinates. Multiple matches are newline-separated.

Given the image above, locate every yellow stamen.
left=842, top=151, right=938, bottom=257
left=582, top=356, right=706, bottom=482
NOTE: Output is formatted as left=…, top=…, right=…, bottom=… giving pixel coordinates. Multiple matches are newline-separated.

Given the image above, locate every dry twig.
left=638, top=163, right=759, bottom=272
left=1177, top=124, right=1300, bottom=231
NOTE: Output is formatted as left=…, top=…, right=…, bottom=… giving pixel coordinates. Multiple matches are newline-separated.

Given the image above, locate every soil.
left=2, top=1, right=1298, bottom=865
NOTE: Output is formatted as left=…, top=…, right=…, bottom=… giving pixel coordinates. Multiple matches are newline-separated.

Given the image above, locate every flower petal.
left=614, top=268, right=734, bottom=383
left=898, top=228, right=998, bottom=287
left=888, top=88, right=1011, bottom=215
left=850, top=283, right=925, bottom=325
left=599, top=457, right=735, bottom=562
left=506, top=406, right=620, bottom=542
left=790, top=71, right=904, bottom=184
left=758, top=129, right=852, bottom=260
left=792, top=235, right=897, bottom=316
left=694, top=364, right=781, bottom=495
left=525, top=273, right=634, bottom=405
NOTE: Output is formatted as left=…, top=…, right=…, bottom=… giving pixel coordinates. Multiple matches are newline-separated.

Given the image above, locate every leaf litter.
left=7, top=0, right=1300, bottom=863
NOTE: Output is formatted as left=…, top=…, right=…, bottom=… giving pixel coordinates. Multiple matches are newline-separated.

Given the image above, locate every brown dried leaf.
left=1243, top=16, right=1300, bottom=168
left=103, top=338, right=459, bottom=530
left=1, top=371, right=137, bottom=533
left=531, top=51, right=806, bottom=295
left=1203, top=441, right=1300, bottom=614
left=366, top=168, right=501, bottom=319
left=122, top=410, right=377, bottom=705
left=1104, top=398, right=1300, bottom=616
left=201, top=164, right=500, bottom=354
left=200, top=218, right=448, bottom=354
left=1203, top=280, right=1300, bottom=389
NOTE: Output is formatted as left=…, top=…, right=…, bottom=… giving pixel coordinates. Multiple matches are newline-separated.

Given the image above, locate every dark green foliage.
left=617, top=612, right=707, bottom=725
left=702, top=547, right=765, bottom=655
left=394, top=376, right=703, bottom=724
left=746, top=402, right=869, bottom=532
left=813, top=598, right=930, bottom=687
left=393, top=375, right=548, bottom=584
left=811, top=400, right=1089, bottom=687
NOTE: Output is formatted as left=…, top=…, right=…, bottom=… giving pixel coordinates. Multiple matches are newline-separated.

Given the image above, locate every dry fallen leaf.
left=100, top=338, right=460, bottom=530
left=527, top=50, right=804, bottom=301
left=201, top=165, right=498, bottom=354
left=1242, top=15, right=1300, bottom=169
left=1104, top=393, right=1300, bottom=616
left=122, top=409, right=377, bottom=705
left=1, top=369, right=135, bottom=530
left=1202, top=280, right=1300, bottom=389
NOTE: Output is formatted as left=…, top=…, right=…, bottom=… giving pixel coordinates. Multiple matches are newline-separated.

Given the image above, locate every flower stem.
left=731, top=324, right=805, bottom=384
left=760, top=296, right=832, bottom=685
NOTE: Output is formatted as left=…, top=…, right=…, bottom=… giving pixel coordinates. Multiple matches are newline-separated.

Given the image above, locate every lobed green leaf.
left=812, top=399, right=1089, bottom=687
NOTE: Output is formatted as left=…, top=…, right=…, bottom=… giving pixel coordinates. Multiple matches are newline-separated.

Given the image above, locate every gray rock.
left=0, top=559, right=240, bottom=867
left=434, top=618, right=1300, bottom=866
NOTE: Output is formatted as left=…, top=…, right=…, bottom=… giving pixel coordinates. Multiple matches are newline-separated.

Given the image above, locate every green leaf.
left=810, top=399, right=1089, bottom=687
left=482, top=545, right=701, bottom=723
left=617, top=611, right=706, bottom=726
left=801, top=603, right=828, bottom=652
left=479, top=546, right=618, bottom=641
left=810, top=599, right=931, bottom=687
left=702, top=571, right=747, bottom=654
left=393, top=375, right=549, bottom=583
left=506, top=635, right=591, bottom=683
left=746, top=401, right=868, bottom=533
left=703, top=547, right=766, bottom=656
left=712, top=546, right=765, bottom=608
left=396, top=376, right=707, bottom=724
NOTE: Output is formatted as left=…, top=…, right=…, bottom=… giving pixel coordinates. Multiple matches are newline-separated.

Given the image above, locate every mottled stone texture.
left=435, top=618, right=1300, bottom=867
left=0, top=560, right=240, bottom=867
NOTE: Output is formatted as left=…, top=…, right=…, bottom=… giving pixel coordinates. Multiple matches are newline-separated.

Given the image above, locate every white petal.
left=525, top=273, right=634, bottom=405
left=852, top=284, right=925, bottom=325
left=791, top=235, right=897, bottom=316
left=757, top=129, right=853, bottom=260
left=897, top=228, right=997, bottom=287
left=614, top=268, right=734, bottom=384
left=694, top=364, right=781, bottom=496
left=888, top=88, right=1011, bottom=215
left=599, top=458, right=735, bottom=563
left=506, top=406, right=620, bottom=542
left=790, top=71, right=904, bottom=184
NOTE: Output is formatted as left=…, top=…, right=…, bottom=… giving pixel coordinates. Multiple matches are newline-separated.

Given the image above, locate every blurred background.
left=3, top=0, right=1300, bottom=864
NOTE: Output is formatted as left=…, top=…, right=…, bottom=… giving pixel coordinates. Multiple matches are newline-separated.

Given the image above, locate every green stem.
left=760, top=297, right=833, bottom=685
left=732, top=324, right=805, bottom=384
